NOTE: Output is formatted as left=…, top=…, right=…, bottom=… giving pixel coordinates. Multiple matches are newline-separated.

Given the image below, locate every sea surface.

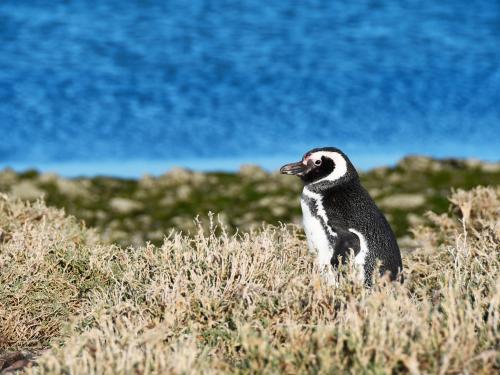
left=1, top=1, right=499, bottom=177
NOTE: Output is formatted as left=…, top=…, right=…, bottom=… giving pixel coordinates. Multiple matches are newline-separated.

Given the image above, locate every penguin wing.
left=330, top=229, right=361, bottom=268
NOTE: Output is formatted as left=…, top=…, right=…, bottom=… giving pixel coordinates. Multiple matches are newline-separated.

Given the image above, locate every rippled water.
left=1, top=1, right=499, bottom=176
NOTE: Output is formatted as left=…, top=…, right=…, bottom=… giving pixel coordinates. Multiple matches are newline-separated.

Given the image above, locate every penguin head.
left=280, top=147, right=359, bottom=191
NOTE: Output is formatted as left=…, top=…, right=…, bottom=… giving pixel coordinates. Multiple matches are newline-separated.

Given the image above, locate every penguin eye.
left=314, top=159, right=322, bottom=166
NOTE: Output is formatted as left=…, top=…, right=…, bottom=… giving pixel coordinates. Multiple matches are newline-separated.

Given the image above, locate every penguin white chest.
left=301, top=198, right=333, bottom=266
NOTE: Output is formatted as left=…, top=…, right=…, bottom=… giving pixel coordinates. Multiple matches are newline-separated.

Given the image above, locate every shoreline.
left=1, top=155, right=499, bottom=249
left=1, top=153, right=499, bottom=179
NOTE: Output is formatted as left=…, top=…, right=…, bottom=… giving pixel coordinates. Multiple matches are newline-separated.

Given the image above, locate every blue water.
left=1, top=1, right=499, bottom=176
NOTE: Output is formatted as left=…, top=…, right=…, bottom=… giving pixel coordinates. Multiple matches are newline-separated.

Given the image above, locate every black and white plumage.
left=280, top=147, right=403, bottom=284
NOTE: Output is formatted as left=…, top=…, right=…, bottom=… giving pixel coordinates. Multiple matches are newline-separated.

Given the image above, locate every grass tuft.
left=0, top=187, right=499, bottom=374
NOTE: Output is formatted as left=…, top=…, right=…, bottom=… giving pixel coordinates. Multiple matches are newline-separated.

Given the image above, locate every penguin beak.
left=280, top=161, right=307, bottom=176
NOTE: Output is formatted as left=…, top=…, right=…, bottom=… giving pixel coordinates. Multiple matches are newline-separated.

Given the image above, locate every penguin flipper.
left=330, top=230, right=360, bottom=268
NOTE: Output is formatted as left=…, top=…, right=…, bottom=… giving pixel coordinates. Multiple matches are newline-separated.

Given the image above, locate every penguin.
left=280, top=147, right=403, bottom=284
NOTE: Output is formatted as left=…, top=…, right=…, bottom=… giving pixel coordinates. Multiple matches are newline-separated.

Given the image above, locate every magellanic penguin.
left=280, top=147, right=403, bottom=284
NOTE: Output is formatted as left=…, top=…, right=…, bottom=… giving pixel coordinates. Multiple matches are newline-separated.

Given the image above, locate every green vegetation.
left=0, top=186, right=499, bottom=373
left=1, top=156, right=499, bottom=249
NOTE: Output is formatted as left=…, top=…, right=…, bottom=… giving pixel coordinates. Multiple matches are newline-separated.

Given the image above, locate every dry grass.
left=0, top=187, right=499, bottom=374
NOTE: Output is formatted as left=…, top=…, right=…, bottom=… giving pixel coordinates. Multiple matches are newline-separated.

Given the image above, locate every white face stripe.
left=305, top=151, right=348, bottom=185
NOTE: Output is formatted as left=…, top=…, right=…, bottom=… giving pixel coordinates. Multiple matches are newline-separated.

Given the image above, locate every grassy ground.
left=1, top=156, right=500, bottom=249
left=0, top=186, right=499, bottom=374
